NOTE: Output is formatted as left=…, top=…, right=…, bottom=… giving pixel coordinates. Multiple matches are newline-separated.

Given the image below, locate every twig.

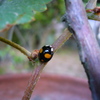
left=0, top=26, right=72, bottom=100
left=52, top=28, right=72, bottom=52
left=22, top=63, right=46, bottom=100
left=22, top=29, right=72, bottom=100
left=0, top=37, right=31, bottom=57
left=85, top=0, right=97, bottom=9
left=64, top=0, right=100, bottom=100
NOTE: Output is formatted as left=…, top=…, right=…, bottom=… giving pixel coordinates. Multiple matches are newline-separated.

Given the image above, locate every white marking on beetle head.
left=51, top=48, right=54, bottom=51
left=45, top=45, right=49, bottom=47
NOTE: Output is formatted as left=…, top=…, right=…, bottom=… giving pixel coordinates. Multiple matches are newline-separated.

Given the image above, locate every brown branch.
left=22, top=29, right=72, bottom=100
left=64, top=0, right=100, bottom=100
left=0, top=24, right=72, bottom=100
left=22, top=63, right=47, bottom=100
left=52, top=28, right=72, bottom=52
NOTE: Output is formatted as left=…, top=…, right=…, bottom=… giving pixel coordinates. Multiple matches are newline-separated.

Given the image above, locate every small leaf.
left=0, top=0, right=52, bottom=32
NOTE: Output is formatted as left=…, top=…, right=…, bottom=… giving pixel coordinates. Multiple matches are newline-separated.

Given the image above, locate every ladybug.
left=38, top=45, right=54, bottom=62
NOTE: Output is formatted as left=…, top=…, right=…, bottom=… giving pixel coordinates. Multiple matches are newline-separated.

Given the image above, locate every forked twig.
left=22, top=29, right=72, bottom=100
left=0, top=28, right=72, bottom=100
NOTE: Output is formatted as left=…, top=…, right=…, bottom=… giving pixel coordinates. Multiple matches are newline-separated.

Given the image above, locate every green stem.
left=0, top=37, right=31, bottom=57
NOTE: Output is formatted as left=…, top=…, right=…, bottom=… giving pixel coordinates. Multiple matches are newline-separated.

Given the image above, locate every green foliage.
left=13, top=0, right=65, bottom=48
left=0, top=46, right=25, bottom=63
left=0, top=46, right=11, bottom=58
left=10, top=50, right=25, bottom=64
left=0, top=46, right=29, bottom=74
left=0, top=0, right=52, bottom=30
left=0, top=67, right=4, bottom=74
left=19, top=0, right=65, bottom=34
left=34, top=0, right=65, bottom=26
left=82, top=0, right=88, bottom=3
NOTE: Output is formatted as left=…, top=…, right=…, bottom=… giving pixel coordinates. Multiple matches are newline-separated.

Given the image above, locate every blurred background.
left=0, top=0, right=100, bottom=79
left=1, top=0, right=100, bottom=100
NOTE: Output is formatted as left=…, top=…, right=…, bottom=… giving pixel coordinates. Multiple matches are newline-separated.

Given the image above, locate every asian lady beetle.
left=38, top=45, right=54, bottom=62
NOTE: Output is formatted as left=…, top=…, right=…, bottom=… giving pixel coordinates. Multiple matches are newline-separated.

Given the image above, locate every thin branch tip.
left=0, top=36, right=31, bottom=57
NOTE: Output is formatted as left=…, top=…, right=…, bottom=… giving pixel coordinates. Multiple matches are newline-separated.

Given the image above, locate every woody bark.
left=64, top=0, right=100, bottom=100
